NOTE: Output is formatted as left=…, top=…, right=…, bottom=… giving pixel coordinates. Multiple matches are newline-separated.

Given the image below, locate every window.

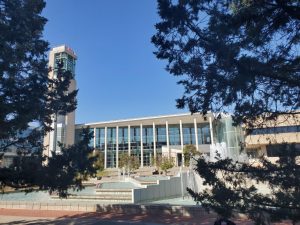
left=118, top=127, right=128, bottom=151
left=251, top=125, right=300, bottom=135
left=95, top=128, right=105, bottom=150
left=266, top=144, right=300, bottom=157
left=143, top=127, right=153, bottom=150
left=107, top=127, right=116, bottom=151
left=198, top=123, right=211, bottom=144
left=169, top=125, right=181, bottom=145
left=130, top=127, right=140, bottom=151
left=156, top=125, right=167, bottom=148
left=182, top=124, right=195, bottom=145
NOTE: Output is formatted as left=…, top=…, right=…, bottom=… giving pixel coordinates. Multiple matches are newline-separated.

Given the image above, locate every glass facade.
left=156, top=125, right=167, bottom=149
left=130, top=127, right=141, bottom=164
left=73, top=116, right=229, bottom=168
left=95, top=128, right=105, bottom=150
left=214, top=117, right=243, bottom=159
left=118, top=127, right=128, bottom=151
left=182, top=124, right=195, bottom=145
left=169, top=125, right=181, bottom=145
left=107, top=127, right=116, bottom=168
left=252, top=125, right=300, bottom=135
left=266, top=143, right=300, bottom=157
left=54, top=52, right=76, bottom=75
left=143, top=126, right=153, bottom=166
left=197, top=123, right=211, bottom=144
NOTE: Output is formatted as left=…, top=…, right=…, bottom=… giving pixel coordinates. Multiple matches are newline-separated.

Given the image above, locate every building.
left=75, top=113, right=243, bottom=169
left=42, top=45, right=300, bottom=167
left=43, top=45, right=77, bottom=157
left=245, top=113, right=300, bottom=158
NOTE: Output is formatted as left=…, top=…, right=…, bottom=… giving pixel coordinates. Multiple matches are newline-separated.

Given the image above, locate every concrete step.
left=51, top=194, right=132, bottom=201
left=95, top=189, right=132, bottom=193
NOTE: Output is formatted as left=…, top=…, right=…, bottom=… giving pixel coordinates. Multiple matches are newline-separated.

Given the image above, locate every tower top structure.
left=50, top=45, right=77, bottom=59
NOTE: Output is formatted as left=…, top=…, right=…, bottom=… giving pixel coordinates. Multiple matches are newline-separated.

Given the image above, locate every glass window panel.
left=156, top=125, right=167, bottom=149
left=169, top=125, right=181, bottom=145
left=198, top=123, right=211, bottom=144
left=182, top=124, right=195, bottom=145
left=95, top=128, right=105, bottom=150
left=118, top=127, right=128, bottom=151
left=107, top=127, right=116, bottom=151
left=143, top=126, right=153, bottom=150
left=130, top=127, right=140, bottom=151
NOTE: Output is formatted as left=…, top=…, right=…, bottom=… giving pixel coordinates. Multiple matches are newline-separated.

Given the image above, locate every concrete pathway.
left=0, top=208, right=228, bottom=225
left=0, top=215, right=165, bottom=225
left=0, top=208, right=297, bottom=225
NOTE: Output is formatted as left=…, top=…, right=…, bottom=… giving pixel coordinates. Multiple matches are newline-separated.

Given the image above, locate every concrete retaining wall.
left=0, top=200, right=208, bottom=217
left=132, top=172, right=189, bottom=203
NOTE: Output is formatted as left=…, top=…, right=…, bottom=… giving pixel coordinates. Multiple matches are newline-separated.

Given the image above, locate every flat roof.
left=75, top=112, right=212, bottom=127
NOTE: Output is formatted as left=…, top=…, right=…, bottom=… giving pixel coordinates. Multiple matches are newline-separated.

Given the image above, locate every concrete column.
left=194, top=118, right=199, bottom=150
left=179, top=120, right=184, bottom=167
left=104, top=127, right=107, bottom=169
left=128, top=125, right=131, bottom=156
left=152, top=122, right=156, bottom=165
left=209, top=116, right=214, bottom=145
left=140, top=124, right=143, bottom=168
left=116, top=126, right=119, bottom=168
left=166, top=121, right=170, bottom=158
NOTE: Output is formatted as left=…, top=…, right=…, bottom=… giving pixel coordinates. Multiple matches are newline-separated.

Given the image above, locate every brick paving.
left=0, top=208, right=244, bottom=225
left=0, top=208, right=297, bottom=225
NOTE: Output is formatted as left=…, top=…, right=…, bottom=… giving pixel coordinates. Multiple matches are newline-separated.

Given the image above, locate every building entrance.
left=177, top=153, right=182, bottom=166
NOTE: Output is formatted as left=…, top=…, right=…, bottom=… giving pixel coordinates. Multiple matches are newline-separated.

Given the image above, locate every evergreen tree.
left=152, top=0, right=300, bottom=126
left=0, top=0, right=95, bottom=195
left=153, top=1, right=300, bottom=224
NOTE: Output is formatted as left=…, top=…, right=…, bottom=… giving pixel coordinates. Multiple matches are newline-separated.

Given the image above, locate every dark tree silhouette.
left=152, top=0, right=300, bottom=127
left=153, top=1, right=300, bottom=224
left=0, top=0, right=95, bottom=196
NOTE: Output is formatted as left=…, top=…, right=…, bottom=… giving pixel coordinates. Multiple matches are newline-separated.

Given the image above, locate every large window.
left=143, top=126, right=154, bottom=167
left=156, top=125, right=167, bottom=149
left=143, top=151, right=152, bottom=167
left=130, top=127, right=140, bottom=151
left=267, top=144, right=300, bottom=157
left=143, top=126, right=153, bottom=150
left=169, top=125, right=181, bottom=145
left=95, top=128, right=105, bottom=151
left=252, top=125, right=300, bottom=135
left=107, top=152, right=116, bottom=168
left=198, top=123, right=211, bottom=144
left=182, top=124, right=195, bottom=145
left=118, top=127, right=128, bottom=151
left=107, top=127, right=116, bottom=151
left=54, top=52, right=76, bottom=75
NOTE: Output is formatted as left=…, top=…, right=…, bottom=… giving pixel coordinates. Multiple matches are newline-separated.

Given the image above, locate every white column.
left=140, top=124, right=143, bottom=168
left=166, top=121, right=170, bottom=158
left=152, top=122, right=156, bottom=165
left=128, top=125, right=131, bottom=156
left=93, top=127, right=96, bottom=152
left=194, top=118, right=199, bottom=150
left=209, top=116, right=214, bottom=145
left=104, top=127, right=107, bottom=169
left=116, top=126, right=119, bottom=168
left=179, top=120, right=184, bottom=150
left=179, top=120, right=184, bottom=167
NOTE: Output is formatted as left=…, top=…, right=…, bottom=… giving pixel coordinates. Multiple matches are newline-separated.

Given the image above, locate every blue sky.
left=43, top=0, right=185, bottom=124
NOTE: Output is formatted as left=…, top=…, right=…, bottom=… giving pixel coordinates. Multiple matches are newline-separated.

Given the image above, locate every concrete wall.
left=0, top=200, right=211, bottom=218
left=132, top=173, right=189, bottom=203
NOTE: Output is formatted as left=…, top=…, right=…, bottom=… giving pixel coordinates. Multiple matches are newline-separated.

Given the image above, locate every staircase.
left=51, top=189, right=133, bottom=203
